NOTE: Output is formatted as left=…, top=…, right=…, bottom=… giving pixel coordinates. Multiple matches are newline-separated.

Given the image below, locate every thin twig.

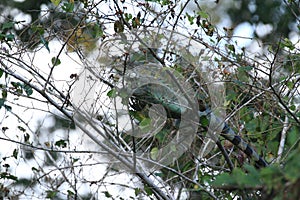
left=276, top=112, right=290, bottom=163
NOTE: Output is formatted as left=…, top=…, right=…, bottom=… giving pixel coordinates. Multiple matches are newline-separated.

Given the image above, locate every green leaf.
left=260, top=165, right=283, bottom=188
left=213, top=167, right=261, bottom=188
left=182, top=161, right=193, bottom=172
left=46, top=190, right=58, bottom=198
left=11, top=81, right=21, bottom=88
left=40, top=35, right=50, bottom=52
left=226, top=89, right=237, bottom=101
left=67, top=190, right=75, bottom=196
left=186, top=13, right=194, bottom=25
left=88, top=23, right=103, bottom=38
left=62, top=2, right=74, bottom=12
left=161, top=0, right=170, bottom=5
left=0, top=172, right=18, bottom=181
left=107, top=89, right=117, bottom=98
left=233, top=79, right=245, bottom=86
left=226, top=44, right=235, bottom=52
left=234, top=167, right=261, bottom=187
left=55, top=139, right=67, bottom=148
left=197, top=11, right=209, bottom=19
left=266, top=140, right=278, bottom=156
left=139, top=118, right=151, bottom=132
left=144, top=185, right=153, bottom=196
left=2, top=90, right=7, bottom=99
left=31, top=167, right=39, bottom=172
left=4, top=104, right=11, bottom=111
left=24, top=133, right=30, bottom=142
left=13, top=149, right=18, bottom=159
left=243, top=165, right=261, bottom=186
left=2, top=127, right=8, bottom=132
left=132, top=17, right=139, bottom=28
left=281, top=38, right=295, bottom=50
left=0, top=69, right=3, bottom=78
left=211, top=172, right=236, bottom=186
left=170, top=144, right=177, bottom=152
left=287, top=127, right=298, bottom=146
left=150, top=147, right=159, bottom=160
left=200, top=115, right=209, bottom=126
left=140, top=118, right=151, bottom=127
left=238, top=66, right=253, bottom=72
left=23, top=84, right=33, bottom=96
left=124, top=13, right=133, bottom=22
left=289, top=104, right=296, bottom=111
left=134, top=188, right=142, bottom=196
left=245, top=118, right=258, bottom=132
left=31, top=25, right=45, bottom=35
left=286, top=80, right=294, bottom=90
left=284, top=149, right=300, bottom=183
left=244, top=164, right=259, bottom=177
left=5, top=34, right=14, bottom=41
left=0, top=33, right=5, bottom=40
left=2, top=22, right=15, bottom=30
left=51, top=0, right=61, bottom=6
left=102, top=191, right=112, bottom=198
left=1, top=22, right=15, bottom=30
left=17, top=126, right=26, bottom=132
left=155, top=129, right=168, bottom=143
left=114, top=21, right=124, bottom=33
left=232, top=168, right=247, bottom=186
left=51, top=57, right=61, bottom=67
left=11, top=81, right=23, bottom=95
left=260, top=115, right=269, bottom=132
left=0, top=99, right=5, bottom=109
left=15, top=178, right=32, bottom=186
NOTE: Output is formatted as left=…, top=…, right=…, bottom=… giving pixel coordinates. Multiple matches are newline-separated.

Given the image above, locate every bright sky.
left=1, top=0, right=299, bottom=199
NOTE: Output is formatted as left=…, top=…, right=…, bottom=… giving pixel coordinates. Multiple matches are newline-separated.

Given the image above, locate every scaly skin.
left=130, top=83, right=268, bottom=168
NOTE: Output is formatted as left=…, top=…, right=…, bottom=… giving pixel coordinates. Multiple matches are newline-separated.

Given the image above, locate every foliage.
left=0, top=0, right=299, bottom=199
